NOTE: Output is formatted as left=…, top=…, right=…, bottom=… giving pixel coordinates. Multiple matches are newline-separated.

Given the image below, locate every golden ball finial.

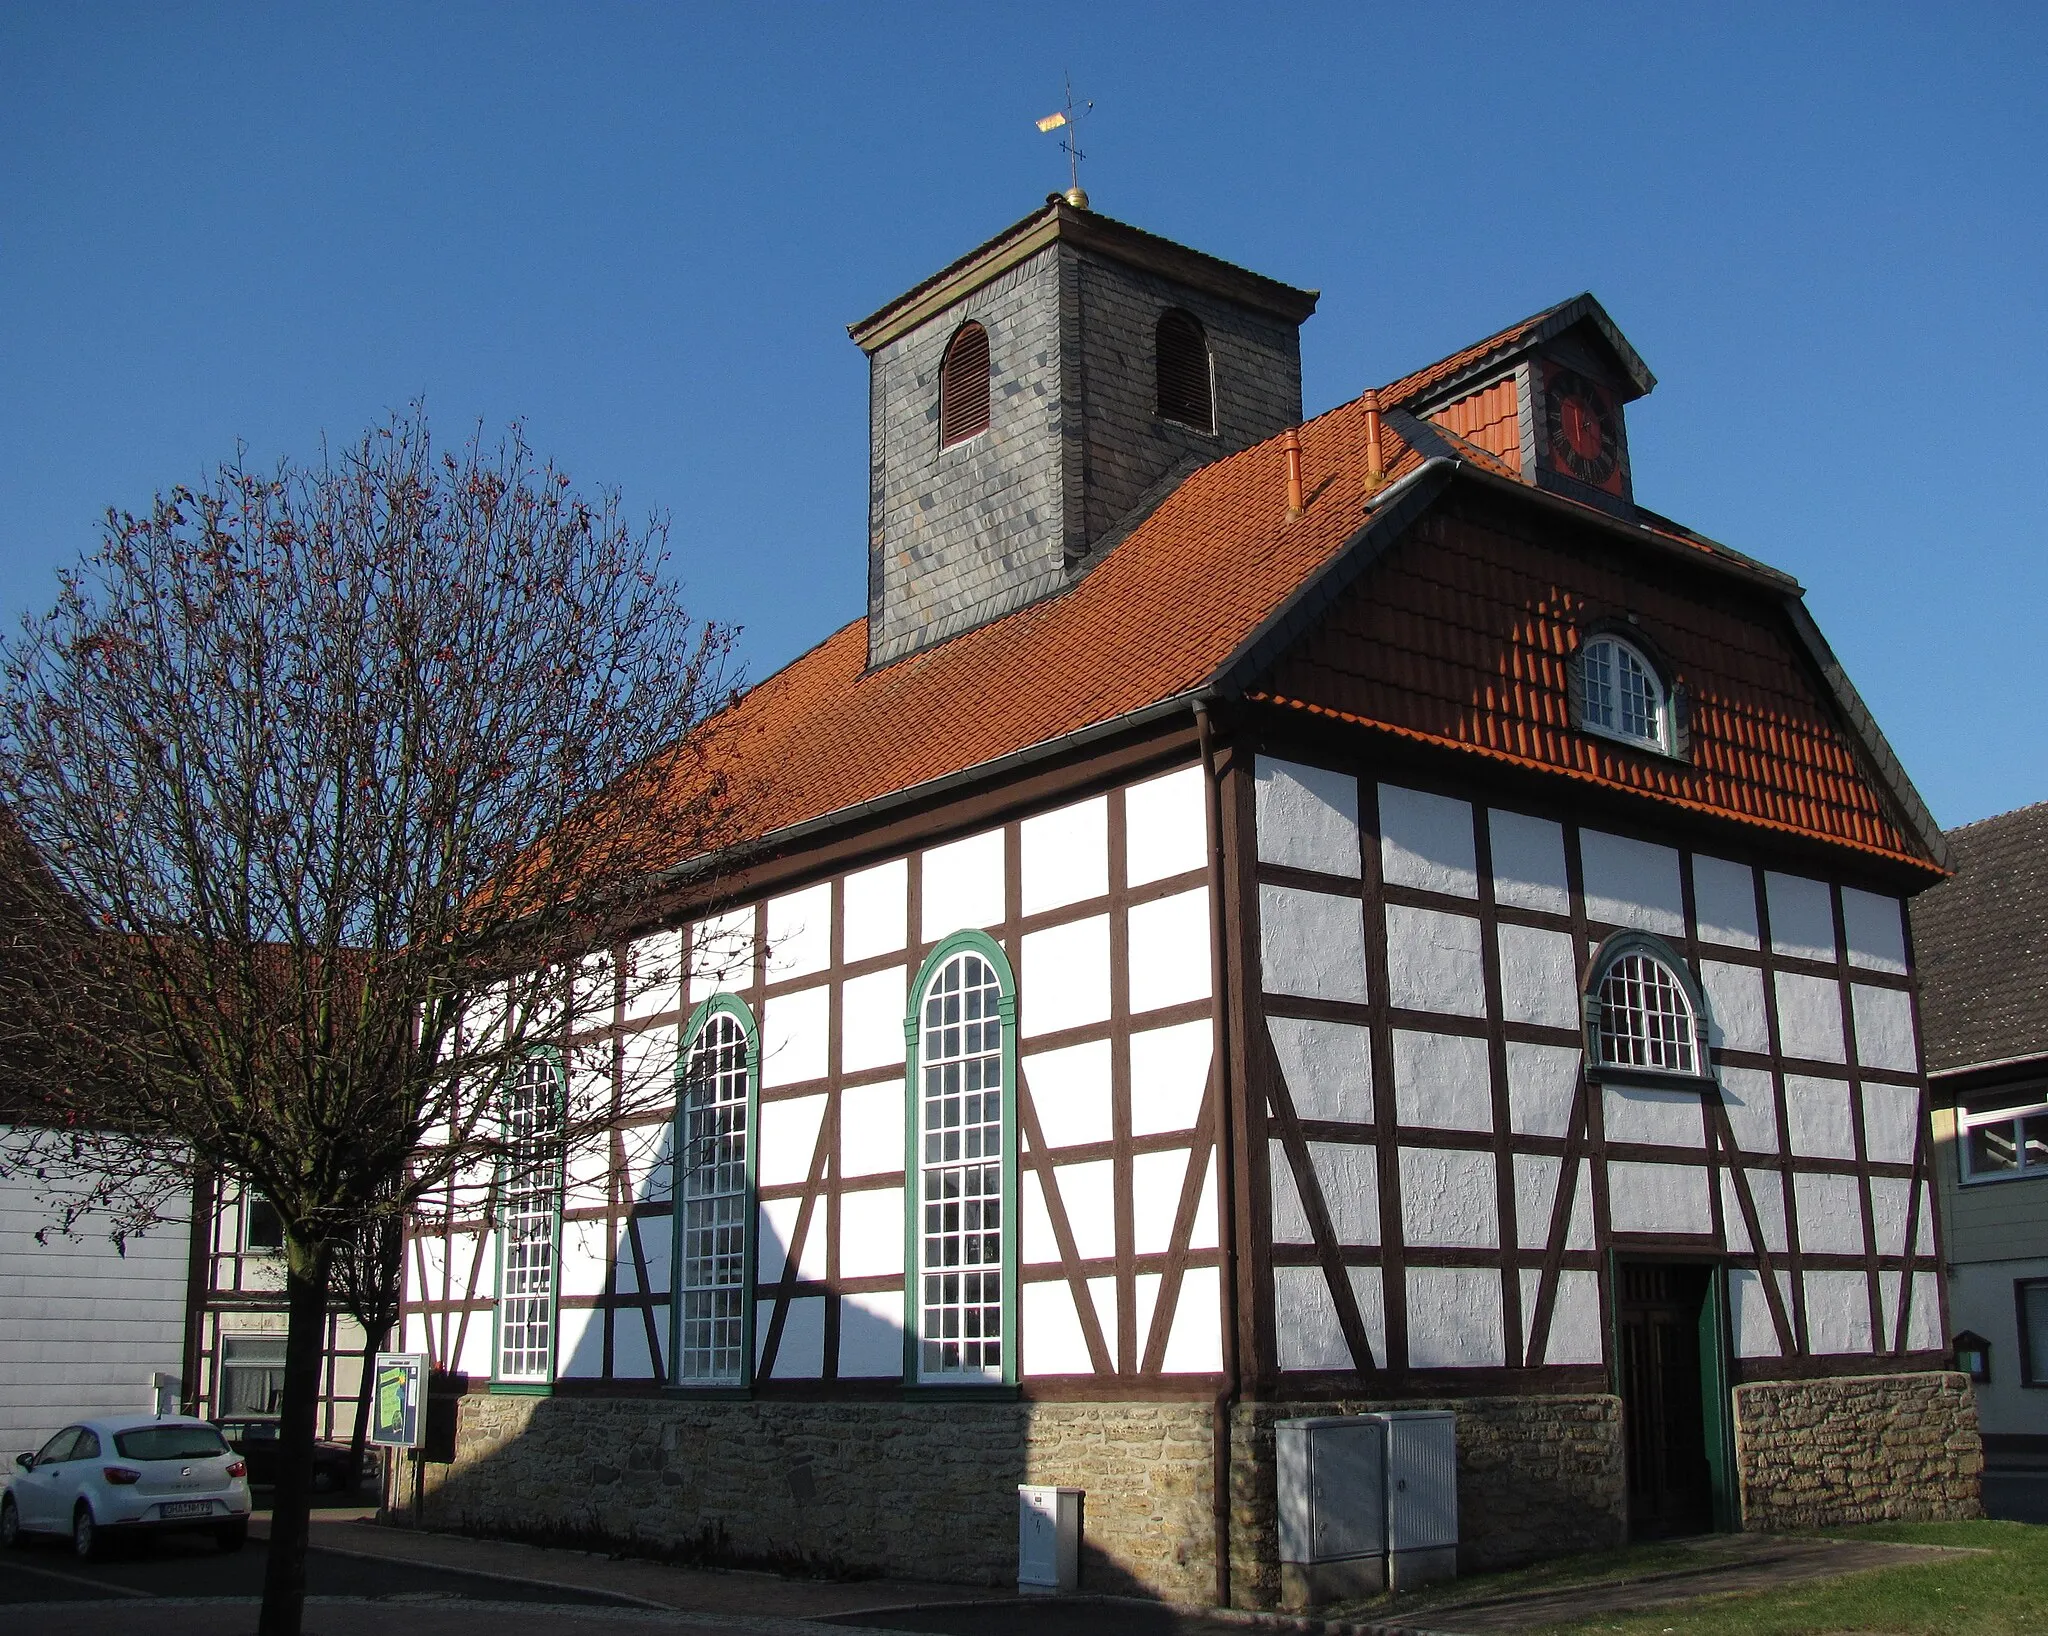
left=1063, top=186, right=1090, bottom=210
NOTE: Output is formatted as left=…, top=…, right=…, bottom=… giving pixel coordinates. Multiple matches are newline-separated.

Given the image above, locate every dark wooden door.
left=1616, top=1262, right=1713, bottom=1538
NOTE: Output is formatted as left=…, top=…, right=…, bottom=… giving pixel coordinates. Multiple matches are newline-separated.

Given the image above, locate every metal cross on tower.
left=1035, top=75, right=1093, bottom=209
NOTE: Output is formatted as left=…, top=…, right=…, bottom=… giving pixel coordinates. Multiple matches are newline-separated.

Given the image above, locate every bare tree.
left=331, top=1195, right=404, bottom=1485
left=0, top=411, right=739, bottom=1636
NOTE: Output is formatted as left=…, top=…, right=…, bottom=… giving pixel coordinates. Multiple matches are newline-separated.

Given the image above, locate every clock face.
left=1543, top=366, right=1622, bottom=492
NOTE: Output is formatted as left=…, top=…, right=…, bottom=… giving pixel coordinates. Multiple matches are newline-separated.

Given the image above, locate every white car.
left=1, top=1415, right=251, bottom=1559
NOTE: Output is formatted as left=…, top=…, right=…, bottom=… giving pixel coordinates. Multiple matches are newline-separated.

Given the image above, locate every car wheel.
left=0, top=1495, right=21, bottom=1549
left=310, top=1467, right=335, bottom=1495
left=71, top=1503, right=99, bottom=1562
left=215, top=1520, right=248, bottom=1553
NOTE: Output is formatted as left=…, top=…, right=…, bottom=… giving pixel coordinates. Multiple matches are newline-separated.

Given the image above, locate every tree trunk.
left=258, top=1236, right=333, bottom=1636
left=346, top=1317, right=389, bottom=1487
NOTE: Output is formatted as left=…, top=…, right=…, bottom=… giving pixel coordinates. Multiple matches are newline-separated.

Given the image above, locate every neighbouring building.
left=399, top=197, right=1979, bottom=1604
left=1911, top=801, right=2048, bottom=1456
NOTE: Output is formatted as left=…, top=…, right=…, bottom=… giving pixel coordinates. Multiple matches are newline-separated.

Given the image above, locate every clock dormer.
left=1411, top=293, right=1655, bottom=517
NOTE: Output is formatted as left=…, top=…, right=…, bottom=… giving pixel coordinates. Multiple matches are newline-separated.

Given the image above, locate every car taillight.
left=226, top=1461, right=246, bottom=1478
left=102, top=1466, right=142, bottom=1485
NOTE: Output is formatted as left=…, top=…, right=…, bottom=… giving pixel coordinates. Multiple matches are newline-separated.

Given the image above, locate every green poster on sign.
left=370, top=1352, right=426, bottom=1448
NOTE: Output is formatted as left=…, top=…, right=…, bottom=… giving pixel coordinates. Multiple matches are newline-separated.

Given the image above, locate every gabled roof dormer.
left=1398, top=293, right=1655, bottom=516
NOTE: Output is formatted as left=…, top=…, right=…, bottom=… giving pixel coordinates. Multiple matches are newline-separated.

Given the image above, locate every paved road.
left=0, top=1527, right=640, bottom=1607
left=1985, top=1465, right=2048, bottom=1525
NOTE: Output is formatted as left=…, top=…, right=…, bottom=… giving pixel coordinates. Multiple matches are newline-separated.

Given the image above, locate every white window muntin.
left=1959, top=1097, right=2048, bottom=1184
left=1588, top=940, right=1707, bottom=1078
left=1581, top=634, right=1667, bottom=752
left=676, top=1005, right=753, bottom=1385
left=916, top=947, right=1008, bottom=1383
left=496, top=1053, right=563, bottom=1383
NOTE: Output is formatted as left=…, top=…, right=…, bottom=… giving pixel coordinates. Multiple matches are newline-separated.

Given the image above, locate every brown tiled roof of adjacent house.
left=607, top=310, right=1937, bottom=883
left=1910, top=802, right=2048, bottom=1075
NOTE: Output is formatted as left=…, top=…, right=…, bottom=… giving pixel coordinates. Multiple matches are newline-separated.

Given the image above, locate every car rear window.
left=114, top=1425, right=231, bottom=1461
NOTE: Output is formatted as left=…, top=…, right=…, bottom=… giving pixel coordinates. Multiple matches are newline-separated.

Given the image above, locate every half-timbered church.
left=402, top=197, right=1981, bottom=1604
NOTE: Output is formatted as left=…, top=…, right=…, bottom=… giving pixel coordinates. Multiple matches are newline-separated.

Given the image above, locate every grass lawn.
left=1322, top=1521, right=2045, bottom=1635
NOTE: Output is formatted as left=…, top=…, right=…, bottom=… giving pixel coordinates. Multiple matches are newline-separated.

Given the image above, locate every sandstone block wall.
left=1733, top=1370, right=1983, bottom=1530
left=426, top=1393, right=1219, bottom=1602
left=1226, top=1395, right=1627, bottom=1608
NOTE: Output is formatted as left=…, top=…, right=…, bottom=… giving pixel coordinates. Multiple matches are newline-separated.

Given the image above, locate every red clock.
left=1543, top=365, right=1622, bottom=493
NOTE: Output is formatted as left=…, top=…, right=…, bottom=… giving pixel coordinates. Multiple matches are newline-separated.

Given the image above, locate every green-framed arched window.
left=904, top=930, right=1019, bottom=1386
left=1584, top=931, right=1713, bottom=1082
left=672, top=994, right=759, bottom=1388
left=494, top=1047, right=565, bottom=1387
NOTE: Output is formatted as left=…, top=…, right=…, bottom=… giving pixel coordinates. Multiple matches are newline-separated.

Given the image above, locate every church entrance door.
left=1615, top=1260, right=1729, bottom=1538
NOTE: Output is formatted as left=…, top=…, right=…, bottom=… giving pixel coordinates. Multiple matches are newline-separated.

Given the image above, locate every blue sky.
left=4, top=4, right=2043, bottom=827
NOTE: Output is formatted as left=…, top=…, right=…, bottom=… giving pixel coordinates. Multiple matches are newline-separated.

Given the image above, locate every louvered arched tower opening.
left=1155, top=308, right=1213, bottom=432
left=938, top=321, right=991, bottom=447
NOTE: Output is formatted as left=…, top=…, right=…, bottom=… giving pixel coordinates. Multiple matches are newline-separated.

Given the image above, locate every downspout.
left=1195, top=697, right=1240, bottom=1608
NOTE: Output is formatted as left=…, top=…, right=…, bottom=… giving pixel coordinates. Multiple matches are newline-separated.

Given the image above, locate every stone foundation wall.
left=427, top=1393, right=1219, bottom=1602
left=1226, top=1396, right=1627, bottom=1608
left=1733, top=1370, right=1983, bottom=1530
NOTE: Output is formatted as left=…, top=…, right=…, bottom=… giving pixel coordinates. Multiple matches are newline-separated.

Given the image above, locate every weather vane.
left=1035, top=74, right=1093, bottom=209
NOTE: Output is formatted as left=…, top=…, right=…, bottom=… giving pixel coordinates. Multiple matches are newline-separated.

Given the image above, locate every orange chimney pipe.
left=1363, top=390, right=1385, bottom=488
left=1282, top=427, right=1304, bottom=519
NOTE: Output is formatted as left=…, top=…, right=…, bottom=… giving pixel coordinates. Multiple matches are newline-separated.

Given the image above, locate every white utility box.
left=1276, top=1410, right=1457, bottom=1608
left=1016, top=1485, right=1082, bottom=1594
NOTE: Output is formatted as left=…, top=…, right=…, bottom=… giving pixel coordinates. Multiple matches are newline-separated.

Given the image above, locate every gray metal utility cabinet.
left=1275, top=1411, right=1458, bottom=1608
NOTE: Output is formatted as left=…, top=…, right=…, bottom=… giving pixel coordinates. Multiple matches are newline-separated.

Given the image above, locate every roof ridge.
left=1944, top=799, right=2048, bottom=835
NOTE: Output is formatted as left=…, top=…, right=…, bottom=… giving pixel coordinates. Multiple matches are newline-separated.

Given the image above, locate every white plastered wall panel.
left=838, top=1290, right=905, bottom=1377
left=1259, top=885, right=1367, bottom=1003
left=1764, top=872, right=1837, bottom=964
left=623, top=929, right=683, bottom=1021
left=838, top=1081, right=904, bottom=1179
left=1785, top=1075, right=1856, bottom=1160
left=559, top=1219, right=610, bottom=1298
left=1506, top=1042, right=1581, bottom=1137
left=1868, top=1176, right=1913, bottom=1259
left=1297, top=1143, right=1380, bottom=1245
left=1020, top=914, right=1112, bottom=1037
left=1132, top=1149, right=1208, bottom=1254
left=761, top=985, right=831, bottom=1088
left=1528, top=1268, right=1604, bottom=1365
left=1601, top=1084, right=1706, bottom=1149
left=1580, top=830, right=1684, bottom=935
left=837, top=1187, right=903, bottom=1280
left=920, top=827, right=1005, bottom=942
left=842, top=858, right=908, bottom=963
left=1021, top=1172, right=1059, bottom=1265
left=1699, top=961, right=1770, bottom=1055
left=1495, top=922, right=1580, bottom=1029
left=1025, top=1038, right=1114, bottom=1148
left=757, top=1093, right=829, bottom=1189
left=1267, top=1140, right=1311, bottom=1245
left=765, top=881, right=833, bottom=982
left=1378, top=784, right=1477, bottom=898
left=1254, top=756, right=1361, bottom=877
left=1717, top=1066, right=1780, bottom=1154
left=840, top=965, right=908, bottom=1073
left=1850, top=984, right=1918, bottom=1073
left=761, top=1297, right=825, bottom=1379
left=1794, top=1171, right=1866, bottom=1256
left=1160, top=1265, right=1224, bottom=1373
left=1607, top=1161, right=1712, bottom=1236
left=1384, top=905, right=1486, bottom=1018
left=1023, top=1278, right=1095, bottom=1375
left=1127, top=887, right=1212, bottom=1014
left=1841, top=888, right=1908, bottom=974
left=1398, top=1147, right=1498, bottom=1248
left=1512, top=1154, right=1562, bottom=1249
left=1744, top=1168, right=1790, bottom=1253
left=1406, top=1266, right=1504, bottom=1368
left=1803, top=1270, right=1874, bottom=1354
left=689, top=907, right=756, bottom=1001
left=1268, top=1016, right=1371, bottom=1124
left=1053, top=1159, right=1116, bottom=1262
left=1272, top=1264, right=1384, bottom=1372
left=557, top=1306, right=604, bottom=1377
left=1130, top=1020, right=1213, bottom=1135
left=1907, top=1271, right=1941, bottom=1351
left=1392, top=1029, right=1492, bottom=1133
left=1125, top=765, right=1207, bottom=886
left=1859, top=1081, right=1920, bottom=1167
left=1489, top=809, right=1570, bottom=914
left=756, top=1197, right=823, bottom=1283
left=563, top=1137, right=612, bottom=1215
left=1730, top=1268, right=1789, bottom=1357
left=1690, top=855, right=1760, bottom=949
left=1773, top=972, right=1847, bottom=1064
left=614, top=1312, right=660, bottom=1380
left=1020, top=794, right=1109, bottom=915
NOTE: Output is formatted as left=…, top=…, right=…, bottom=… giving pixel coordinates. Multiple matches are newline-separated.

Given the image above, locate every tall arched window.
left=909, top=933, right=1016, bottom=1384
left=938, top=321, right=991, bottom=447
left=1156, top=308, right=1214, bottom=432
left=496, top=1051, right=564, bottom=1384
left=1587, top=938, right=1705, bottom=1077
left=674, top=997, right=757, bottom=1387
left=1579, top=634, right=1667, bottom=751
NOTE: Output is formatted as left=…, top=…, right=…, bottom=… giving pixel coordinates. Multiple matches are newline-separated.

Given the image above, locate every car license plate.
left=161, top=1501, right=214, bottom=1519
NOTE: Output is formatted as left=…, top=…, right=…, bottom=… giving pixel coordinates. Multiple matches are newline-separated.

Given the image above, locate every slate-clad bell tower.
left=849, top=197, right=1319, bottom=667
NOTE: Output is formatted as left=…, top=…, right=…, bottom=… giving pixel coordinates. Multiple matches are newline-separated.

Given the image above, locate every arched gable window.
left=1578, top=633, right=1668, bottom=752
left=906, top=932, right=1017, bottom=1384
left=495, top=1050, right=564, bottom=1385
left=1586, top=935, right=1709, bottom=1079
left=673, top=996, right=758, bottom=1387
left=1156, top=308, right=1214, bottom=432
left=938, top=321, right=991, bottom=447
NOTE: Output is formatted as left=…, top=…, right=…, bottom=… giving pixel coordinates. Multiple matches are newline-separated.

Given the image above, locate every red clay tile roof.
left=609, top=310, right=1935, bottom=882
